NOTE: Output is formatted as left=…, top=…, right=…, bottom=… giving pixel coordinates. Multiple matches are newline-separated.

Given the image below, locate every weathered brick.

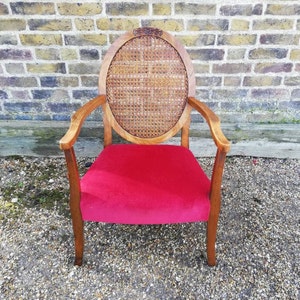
left=81, top=76, right=98, bottom=87
left=0, top=90, right=8, bottom=99
left=75, top=19, right=95, bottom=31
left=195, top=89, right=210, bottom=100
left=253, top=4, right=263, bottom=15
left=5, top=63, right=26, bottom=74
left=290, top=50, right=300, bottom=60
left=193, top=64, right=210, bottom=74
left=213, top=63, right=251, bottom=74
left=243, top=76, right=281, bottom=86
left=0, top=19, right=26, bottom=30
left=57, top=3, right=102, bottom=16
left=80, top=49, right=99, bottom=60
left=255, top=63, right=293, bottom=73
left=4, top=102, right=43, bottom=113
left=96, top=18, right=139, bottom=31
left=0, top=34, right=18, bottom=45
left=266, top=4, right=300, bottom=15
left=32, top=89, right=54, bottom=99
left=64, top=34, right=106, bottom=46
left=227, top=49, right=246, bottom=60
left=106, top=2, right=148, bottom=16
left=153, top=4, right=171, bottom=15
left=0, top=3, right=9, bottom=14
left=0, top=114, right=12, bottom=120
left=239, top=101, right=276, bottom=111
left=251, top=89, right=289, bottom=100
left=260, top=34, right=299, bottom=45
left=175, top=3, right=215, bottom=15
left=142, top=20, right=184, bottom=32
left=284, top=76, right=300, bottom=86
left=11, top=90, right=31, bottom=100
left=231, top=20, right=249, bottom=31
left=224, top=77, right=242, bottom=86
left=279, top=100, right=300, bottom=109
left=176, top=34, right=215, bottom=47
left=291, top=90, right=300, bottom=99
left=196, top=76, right=222, bottom=87
left=31, top=88, right=69, bottom=102
left=253, top=19, right=294, bottom=30
left=220, top=5, right=253, bottom=16
left=221, top=101, right=238, bottom=111
left=28, top=19, right=72, bottom=31
left=40, top=76, right=79, bottom=87
left=47, top=103, right=81, bottom=113
left=212, top=89, right=248, bottom=100
left=27, top=63, right=66, bottom=74
left=60, top=49, right=78, bottom=60
left=187, top=19, right=228, bottom=31
left=72, top=89, right=98, bottom=99
left=10, top=2, right=55, bottom=15
left=69, top=63, right=100, bottom=74
left=188, top=49, right=224, bottom=61
left=0, top=49, right=32, bottom=60
left=20, top=34, right=62, bottom=46
left=218, top=34, right=256, bottom=46
left=249, top=48, right=288, bottom=60
left=35, top=48, right=60, bottom=60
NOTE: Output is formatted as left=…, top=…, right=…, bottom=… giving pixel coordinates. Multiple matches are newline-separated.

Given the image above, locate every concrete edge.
left=0, top=121, right=299, bottom=159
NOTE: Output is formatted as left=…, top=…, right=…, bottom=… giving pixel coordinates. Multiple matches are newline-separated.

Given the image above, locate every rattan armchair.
left=59, top=27, right=230, bottom=267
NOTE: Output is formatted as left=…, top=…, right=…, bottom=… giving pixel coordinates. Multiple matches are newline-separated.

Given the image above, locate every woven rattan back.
left=99, top=27, right=195, bottom=144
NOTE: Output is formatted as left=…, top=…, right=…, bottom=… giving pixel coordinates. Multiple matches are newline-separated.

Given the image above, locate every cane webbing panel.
left=106, top=35, right=188, bottom=139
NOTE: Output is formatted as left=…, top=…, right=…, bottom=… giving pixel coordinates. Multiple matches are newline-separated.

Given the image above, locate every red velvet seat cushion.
left=80, top=144, right=211, bottom=224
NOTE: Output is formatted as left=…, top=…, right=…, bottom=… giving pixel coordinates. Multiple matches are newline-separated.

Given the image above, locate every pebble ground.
left=0, top=156, right=299, bottom=299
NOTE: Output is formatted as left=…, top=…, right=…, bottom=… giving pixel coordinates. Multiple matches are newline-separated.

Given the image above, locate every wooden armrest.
left=188, top=97, right=230, bottom=153
left=59, top=95, right=106, bottom=150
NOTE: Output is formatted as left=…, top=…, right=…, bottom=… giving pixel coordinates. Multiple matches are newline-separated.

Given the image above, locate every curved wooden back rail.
left=99, top=27, right=195, bottom=145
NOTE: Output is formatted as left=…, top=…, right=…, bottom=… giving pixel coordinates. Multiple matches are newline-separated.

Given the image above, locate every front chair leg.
left=64, top=148, right=84, bottom=266
left=73, top=219, right=84, bottom=266
left=206, top=218, right=217, bottom=266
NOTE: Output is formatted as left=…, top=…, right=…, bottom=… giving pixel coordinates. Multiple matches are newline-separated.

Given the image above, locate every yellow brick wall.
left=0, top=1, right=299, bottom=123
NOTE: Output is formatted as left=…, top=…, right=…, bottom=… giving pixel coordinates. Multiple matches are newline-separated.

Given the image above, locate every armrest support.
left=188, top=97, right=230, bottom=153
left=59, top=95, right=106, bottom=150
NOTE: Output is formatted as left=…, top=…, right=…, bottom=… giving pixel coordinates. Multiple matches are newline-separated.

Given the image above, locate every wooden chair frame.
left=60, top=27, right=230, bottom=267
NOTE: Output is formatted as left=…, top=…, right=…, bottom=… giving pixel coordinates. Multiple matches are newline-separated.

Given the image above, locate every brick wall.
left=0, top=1, right=299, bottom=123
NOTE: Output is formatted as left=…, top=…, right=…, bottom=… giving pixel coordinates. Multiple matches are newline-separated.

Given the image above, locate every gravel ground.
left=0, top=156, right=299, bottom=299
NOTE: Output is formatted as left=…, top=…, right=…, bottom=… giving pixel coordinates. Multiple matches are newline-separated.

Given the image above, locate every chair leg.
left=64, top=148, right=84, bottom=265
left=206, top=218, right=217, bottom=266
left=205, top=149, right=227, bottom=266
left=73, top=219, right=84, bottom=266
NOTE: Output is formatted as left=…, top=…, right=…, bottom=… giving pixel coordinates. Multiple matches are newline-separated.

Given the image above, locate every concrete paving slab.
left=0, top=121, right=299, bottom=159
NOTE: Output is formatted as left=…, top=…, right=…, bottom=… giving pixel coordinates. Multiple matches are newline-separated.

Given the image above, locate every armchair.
left=60, top=27, right=230, bottom=267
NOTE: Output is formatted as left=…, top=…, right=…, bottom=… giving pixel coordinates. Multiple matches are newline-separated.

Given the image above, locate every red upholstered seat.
left=80, top=144, right=211, bottom=224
